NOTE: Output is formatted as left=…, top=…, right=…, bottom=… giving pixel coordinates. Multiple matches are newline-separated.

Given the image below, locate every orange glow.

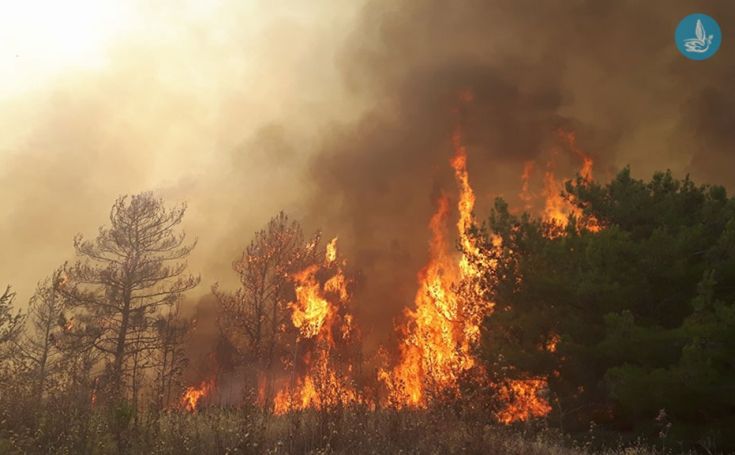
left=495, top=378, right=552, bottom=424
left=546, top=333, right=560, bottom=353
left=543, top=162, right=570, bottom=227
left=326, top=236, right=338, bottom=264
left=557, top=129, right=593, bottom=182
left=273, top=237, right=361, bottom=414
left=380, top=91, right=496, bottom=409
left=290, top=264, right=331, bottom=339
left=180, top=378, right=214, bottom=412
left=537, top=129, right=601, bottom=232
left=264, top=96, right=595, bottom=424
left=273, top=351, right=361, bottom=415
left=519, top=160, right=536, bottom=212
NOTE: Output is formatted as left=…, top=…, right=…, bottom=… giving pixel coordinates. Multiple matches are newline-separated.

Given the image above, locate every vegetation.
left=0, top=406, right=689, bottom=455
left=475, top=168, right=735, bottom=451
left=1, top=169, right=734, bottom=453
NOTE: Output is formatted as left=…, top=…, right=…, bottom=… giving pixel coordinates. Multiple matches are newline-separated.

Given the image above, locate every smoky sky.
left=1, top=1, right=734, bottom=348
left=307, top=0, right=735, bottom=342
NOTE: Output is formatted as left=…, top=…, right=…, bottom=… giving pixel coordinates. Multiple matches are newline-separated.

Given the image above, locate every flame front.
left=380, top=98, right=494, bottom=408
left=204, top=94, right=601, bottom=424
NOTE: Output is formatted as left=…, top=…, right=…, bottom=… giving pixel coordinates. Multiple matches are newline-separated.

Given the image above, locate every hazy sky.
left=0, top=0, right=366, bottom=303
left=2, top=0, right=734, bottom=323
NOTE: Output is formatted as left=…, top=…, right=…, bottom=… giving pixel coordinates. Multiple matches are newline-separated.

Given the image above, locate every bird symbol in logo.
left=683, top=19, right=714, bottom=53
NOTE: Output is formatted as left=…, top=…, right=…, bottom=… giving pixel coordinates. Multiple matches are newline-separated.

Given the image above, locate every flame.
left=290, top=264, right=331, bottom=339
left=537, top=129, right=600, bottom=232
left=495, top=378, right=552, bottom=424
left=64, top=317, right=75, bottom=332
left=273, top=351, right=360, bottom=414
left=274, top=237, right=361, bottom=414
left=326, top=236, right=338, bottom=264
left=519, top=160, right=535, bottom=212
left=181, top=378, right=214, bottom=412
left=380, top=195, right=466, bottom=406
left=378, top=92, right=554, bottom=425
left=558, top=129, right=592, bottom=182
left=250, top=96, right=597, bottom=423
left=543, top=160, right=570, bottom=227
left=290, top=237, right=346, bottom=339
left=380, top=92, right=495, bottom=408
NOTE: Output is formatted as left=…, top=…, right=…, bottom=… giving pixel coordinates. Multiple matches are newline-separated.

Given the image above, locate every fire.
left=495, top=378, right=552, bottom=424
left=214, top=92, right=598, bottom=424
left=543, top=159, right=570, bottom=226
left=273, top=352, right=360, bottom=414
left=558, top=129, right=593, bottom=182
left=379, top=91, right=559, bottom=424
left=181, top=378, right=214, bottom=412
left=532, top=129, right=601, bottom=232
left=274, top=237, right=361, bottom=414
left=546, top=333, right=560, bottom=353
left=380, top=195, right=468, bottom=406
left=290, top=264, right=331, bottom=339
left=519, top=160, right=535, bottom=212
left=380, top=94, right=495, bottom=408
left=326, top=236, right=338, bottom=263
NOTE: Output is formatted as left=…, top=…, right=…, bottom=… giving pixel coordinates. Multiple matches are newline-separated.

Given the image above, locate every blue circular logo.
left=675, top=14, right=721, bottom=60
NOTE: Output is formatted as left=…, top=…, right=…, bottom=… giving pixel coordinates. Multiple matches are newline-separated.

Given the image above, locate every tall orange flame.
left=274, top=237, right=361, bottom=414
left=380, top=93, right=494, bottom=408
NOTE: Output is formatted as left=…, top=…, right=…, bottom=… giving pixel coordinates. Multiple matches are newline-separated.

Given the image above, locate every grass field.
left=1, top=405, right=689, bottom=455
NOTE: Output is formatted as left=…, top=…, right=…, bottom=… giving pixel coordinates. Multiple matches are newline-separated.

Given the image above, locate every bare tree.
left=17, top=269, right=68, bottom=402
left=214, top=211, right=319, bottom=408
left=151, top=301, right=190, bottom=411
left=61, top=193, right=200, bottom=403
left=0, top=285, right=24, bottom=370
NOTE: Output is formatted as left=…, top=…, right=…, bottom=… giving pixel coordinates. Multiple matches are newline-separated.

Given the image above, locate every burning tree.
left=378, top=98, right=497, bottom=411
left=60, top=193, right=200, bottom=406
left=476, top=167, right=735, bottom=445
left=273, top=237, right=362, bottom=414
left=215, top=211, right=321, bottom=410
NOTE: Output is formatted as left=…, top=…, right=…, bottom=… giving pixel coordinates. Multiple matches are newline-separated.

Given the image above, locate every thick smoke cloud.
left=308, top=0, right=735, bottom=343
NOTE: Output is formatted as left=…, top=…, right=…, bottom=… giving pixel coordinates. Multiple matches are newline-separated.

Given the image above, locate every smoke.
left=1, top=0, right=734, bottom=352
left=0, top=0, right=364, bottom=302
left=306, top=0, right=735, bottom=343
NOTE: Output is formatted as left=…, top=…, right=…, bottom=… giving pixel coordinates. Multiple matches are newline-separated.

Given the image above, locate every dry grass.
left=1, top=404, right=689, bottom=454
